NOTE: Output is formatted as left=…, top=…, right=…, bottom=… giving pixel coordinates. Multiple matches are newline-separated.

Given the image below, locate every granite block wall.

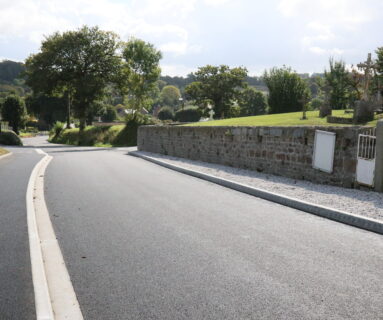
left=138, top=125, right=363, bottom=188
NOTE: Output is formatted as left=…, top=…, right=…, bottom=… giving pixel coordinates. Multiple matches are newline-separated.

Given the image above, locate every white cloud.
left=0, top=0, right=201, bottom=58
left=309, top=46, right=343, bottom=56
left=203, top=0, right=231, bottom=6
left=278, top=0, right=380, bottom=59
left=160, top=64, right=196, bottom=76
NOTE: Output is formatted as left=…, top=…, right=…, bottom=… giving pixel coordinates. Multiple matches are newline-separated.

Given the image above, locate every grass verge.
left=49, top=124, right=136, bottom=147
left=0, top=148, right=9, bottom=156
left=185, top=110, right=380, bottom=127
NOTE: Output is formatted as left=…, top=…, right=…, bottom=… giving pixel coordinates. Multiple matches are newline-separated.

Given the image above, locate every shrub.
left=174, top=106, right=202, bottom=122
left=157, top=106, right=174, bottom=120
left=50, top=121, right=65, bottom=139
left=114, top=112, right=155, bottom=146
left=309, top=97, right=324, bottom=110
left=0, top=130, right=23, bottom=146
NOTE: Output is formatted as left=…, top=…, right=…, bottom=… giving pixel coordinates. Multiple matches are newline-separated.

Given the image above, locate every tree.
left=25, top=93, right=67, bottom=127
left=160, top=85, right=181, bottom=107
left=263, top=66, right=310, bottom=114
left=324, top=58, right=350, bottom=109
left=185, top=65, right=247, bottom=118
left=238, top=88, right=267, bottom=116
left=25, top=26, right=121, bottom=135
left=1, top=95, right=27, bottom=134
left=120, top=39, right=162, bottom=111
left=375, top=47, right=383, bottom=98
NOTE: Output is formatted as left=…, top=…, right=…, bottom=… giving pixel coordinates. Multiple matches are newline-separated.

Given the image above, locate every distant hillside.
left=0, top=60, right=25, bottom=83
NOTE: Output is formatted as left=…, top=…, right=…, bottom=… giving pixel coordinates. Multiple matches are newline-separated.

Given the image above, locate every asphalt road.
left=0, top=146, right=42, bottom=320
left=2, top=136, right=383, bottom=319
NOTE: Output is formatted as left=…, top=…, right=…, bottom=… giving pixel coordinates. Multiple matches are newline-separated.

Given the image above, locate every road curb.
left=0, top=151, right=12, bottom=160
left=28, top=149, right=84, bottom=320
left=130, top=151, right=383, bottom=236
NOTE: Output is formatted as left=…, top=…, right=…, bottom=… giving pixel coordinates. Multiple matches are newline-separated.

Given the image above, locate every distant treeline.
left=0, top=59, right=323, bottom=93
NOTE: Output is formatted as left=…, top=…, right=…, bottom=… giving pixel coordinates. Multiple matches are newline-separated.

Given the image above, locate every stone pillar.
left=375, top=120, right=383, bottom=192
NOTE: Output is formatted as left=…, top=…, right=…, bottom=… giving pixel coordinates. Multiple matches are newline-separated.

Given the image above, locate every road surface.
left=1, top=136, right=383, bottom=319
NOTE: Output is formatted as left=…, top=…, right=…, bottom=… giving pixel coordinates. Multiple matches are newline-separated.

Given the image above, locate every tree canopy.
left=160, top=85, right=181, bottom=107
left=185, top=65, right=247, bottom=118
left=25, top=26, right=121, bottom=132
left=263, top=66, right=310, bottom=114
left=120, top=38, right=162, bottom=111
left=1, top=95, right=27, bottom=134
left=324, top=58, right=350, bottom=110
left=238, top=87, right=267, bottom=116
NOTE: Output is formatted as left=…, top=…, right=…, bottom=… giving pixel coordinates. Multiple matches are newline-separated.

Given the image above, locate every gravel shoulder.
left=136, top=151, right=383, bottom=222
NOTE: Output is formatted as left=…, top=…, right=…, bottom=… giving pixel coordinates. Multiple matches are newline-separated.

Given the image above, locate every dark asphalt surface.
left=21, top=136, right=382, bottom=320
left=0, top=145, right=42, bottom=320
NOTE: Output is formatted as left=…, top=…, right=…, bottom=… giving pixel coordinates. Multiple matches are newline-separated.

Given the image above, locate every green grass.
left=186, top=110, right=381, bottom=127
left=20, top=132, right=38, bottom=138
left=0, top=148, right=9, bottom=156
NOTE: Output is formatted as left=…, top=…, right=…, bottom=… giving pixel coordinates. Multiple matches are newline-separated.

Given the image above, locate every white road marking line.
left=28, top=150, right=83, bottom=320
left=35, top=149, right=47, bottom=155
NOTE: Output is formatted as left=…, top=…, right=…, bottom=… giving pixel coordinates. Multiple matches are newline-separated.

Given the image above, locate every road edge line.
left=130, top=151, right=383, bottom=236
left=28, top=150, right=84, bottom=320
left=34, top=154, right=84, bottom=320
left=27, top=153, right=54, bottom=319
left=0, top=151, right=12, bottom=160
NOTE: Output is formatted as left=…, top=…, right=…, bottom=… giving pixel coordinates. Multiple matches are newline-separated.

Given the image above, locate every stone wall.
left=138, top=125, right=363, bottom=188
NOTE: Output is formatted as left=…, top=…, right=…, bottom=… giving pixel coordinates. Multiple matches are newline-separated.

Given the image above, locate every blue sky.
left=0, top=0, right=382, bottom=76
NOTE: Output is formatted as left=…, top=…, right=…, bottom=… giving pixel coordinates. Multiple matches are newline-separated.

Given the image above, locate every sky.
left=0, top=0, right=382, bottom=76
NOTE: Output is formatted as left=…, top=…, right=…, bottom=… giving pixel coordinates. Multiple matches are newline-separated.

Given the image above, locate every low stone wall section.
left=138, top=125, right=363, bottom=188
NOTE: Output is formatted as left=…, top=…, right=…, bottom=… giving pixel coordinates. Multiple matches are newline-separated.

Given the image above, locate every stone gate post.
left=375, top=120, right=383, bottom=192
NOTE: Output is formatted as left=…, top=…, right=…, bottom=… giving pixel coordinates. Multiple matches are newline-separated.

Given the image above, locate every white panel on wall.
left=312, top=130, right=336, bottom=173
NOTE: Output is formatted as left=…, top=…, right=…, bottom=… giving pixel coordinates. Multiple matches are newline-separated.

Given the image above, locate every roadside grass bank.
left=49, top=124, right=138, bottom=147
left=0, top=148, right=9, bottom=156
left=186, top=110, right=380, bottom=127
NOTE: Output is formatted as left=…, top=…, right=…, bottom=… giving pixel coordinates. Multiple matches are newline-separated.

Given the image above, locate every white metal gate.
left=356, top=128, right=376, bottom=186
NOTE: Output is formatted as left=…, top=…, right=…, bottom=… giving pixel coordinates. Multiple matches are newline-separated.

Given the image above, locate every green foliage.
left=120, top=39, right=162, bottom=111
left=1, top=95, right=27, bottom=134
left=0, top=131, right=23, bottom=145
left=25, top=26, right=121, bottom=132
left=115, top=112, right=155, bottom=146
left=185, top=65, right=248, bottom=119
left=376, top=47, right=383, bottom=74
left=238, top=88, right=267, bottom=116
left=263, top=66, right=310, bottom=114
left=0, top=60, right=25, bottom=83
left=25, top=93, right=66, bottom=126
left=160, top=85, right=181, bottom=107
left=324, top=58, right=350, bottom=109
left=50, top=113, right=154, bottom=146
left=174, top=106, right=201, bottom=122
left=50, top=121, right=64, bottom=139
left=310, top=97, right=324, bottom=110
left=227, top=104, right=241, bottom=118
left=101, top=105, right=117, bottom=122
left=157, top=106, right=174, bottom=120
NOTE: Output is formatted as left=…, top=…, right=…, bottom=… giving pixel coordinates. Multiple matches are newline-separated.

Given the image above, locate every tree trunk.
left=66, top=91, right=71, bottom=129
left=78, top=116, right=86, bottom=145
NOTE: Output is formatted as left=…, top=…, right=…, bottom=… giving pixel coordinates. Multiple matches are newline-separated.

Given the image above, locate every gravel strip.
left=137, top=151, right=383, bottom=222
